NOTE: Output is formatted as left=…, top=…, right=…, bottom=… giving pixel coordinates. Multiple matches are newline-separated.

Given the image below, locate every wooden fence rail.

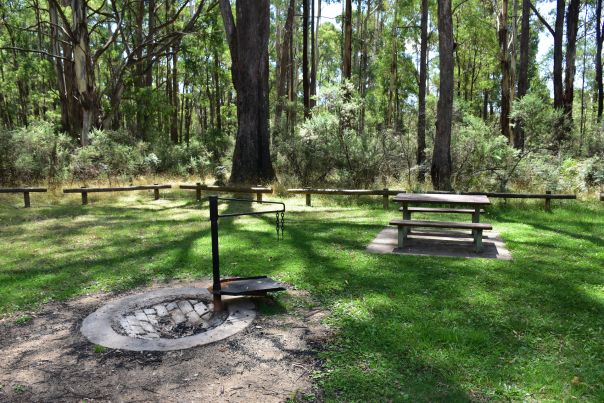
left=0, top=187, right=47, bottom=208
left=63, top=184, right=171, bottom=205
left=179, top=183, right=273, bottom=202
left=288, top=188, right=406, bottom=209
left=424, top=190, right=575, bottom=211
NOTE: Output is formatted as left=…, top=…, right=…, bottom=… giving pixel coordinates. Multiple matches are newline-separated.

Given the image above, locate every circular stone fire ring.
left=81, top=287, right=256, bottom=351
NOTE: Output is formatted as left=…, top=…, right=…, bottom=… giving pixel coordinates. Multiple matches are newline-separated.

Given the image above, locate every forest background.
left=0, top=0, right=603, bottom=192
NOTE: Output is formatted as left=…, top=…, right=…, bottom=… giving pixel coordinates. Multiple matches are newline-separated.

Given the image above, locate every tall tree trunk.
left=312, top=0, right=320, bottom=108
left=498, top=0, right=513, bottom=142
left=515, top=0, right=531, bottom=149
left=563, top=0, right=580, bottom=120
left=552, top=0, right=565, bottom=110
left=417, top=0, right=428, bottom=182
left=220, top=0, right=275, bottom=184
left=274, top=0, right=295, bottom=134
left=431, top=0, right=454, bottom=191
left=302, top=0, right=310, bottom=117
left=72, top=0, right=97, bottom=146
left=597, top=0, right=603, bottom=121
left=171, top=49, right=179, bottom=143
left=342, top=0, right=352, bottom=80
left=213, top=46, right=222, bottom=133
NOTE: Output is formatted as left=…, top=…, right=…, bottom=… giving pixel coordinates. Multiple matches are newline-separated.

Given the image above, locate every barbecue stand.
left=209, top=196, right=286, bottom=312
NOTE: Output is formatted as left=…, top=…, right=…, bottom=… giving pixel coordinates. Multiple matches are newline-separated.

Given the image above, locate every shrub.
left=0, top=122, right=72, bottom=186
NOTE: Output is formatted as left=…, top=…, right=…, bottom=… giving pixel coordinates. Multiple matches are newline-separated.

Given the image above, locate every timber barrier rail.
left=0, top=187, right=47, bottom=207
left=180, top=183, right=273, bottom=202
left=63, top=184, right=171, bottom=205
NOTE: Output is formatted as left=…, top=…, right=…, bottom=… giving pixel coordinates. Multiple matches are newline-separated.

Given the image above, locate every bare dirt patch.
left=0, top=281, right=332, bottom=402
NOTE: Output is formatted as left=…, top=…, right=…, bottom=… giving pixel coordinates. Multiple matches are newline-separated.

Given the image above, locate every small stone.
left=139, top=320, right=155, bottom=333
left=135, top=311, right=148, bottom=322
left=144, top=309, right=156, bottom=315
left=119, top=317, right=132, bottom=333
left=177, top=300, right=194, bottom=314
left=147, top=314, right=159, bottom=325
left=193, top=302, right=209, bottom=316
left=154, top=305, right=169, bottom=317
left=166, top=302, right=178, bottom=311
left=170, top=309, right=186, bottom=324
left=188, top=299, right=198, bottom=305
left=185, top=310, right=201, bottom=325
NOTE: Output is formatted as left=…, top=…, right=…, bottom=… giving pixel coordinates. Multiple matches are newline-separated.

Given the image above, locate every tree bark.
left=71, top=0, right=98, bottom=146
left=597, top=0, right=603, bottom=121
left=515, top=0, right=531, bottom=149
left=563, top=0, right=580, bottom=120
left=431, top=0, right=454, bottom=191
left=274, top=0, right=296, bottom=134
left=417, top=0, right=428, bottom=182
left=219, top=0, right=275, bottom=184
left=498, top=0, right=513, bottom=142
left=342, top=0, right=352, bottom=80
left=553, top=0, right=565, bottom=110
left=302, top=0, right=310, bottom=117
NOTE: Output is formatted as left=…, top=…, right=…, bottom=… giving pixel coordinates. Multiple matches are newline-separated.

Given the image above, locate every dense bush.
left=0, top=122, right=72, bottom=186
left=276, top=83, right=406, bottom=187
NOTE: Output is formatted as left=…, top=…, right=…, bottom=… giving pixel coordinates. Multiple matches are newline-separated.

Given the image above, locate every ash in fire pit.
left=116, top=298, right=228, bottom=340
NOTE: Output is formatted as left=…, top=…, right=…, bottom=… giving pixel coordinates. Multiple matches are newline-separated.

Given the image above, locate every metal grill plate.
left=211, top=276, right=286, bottom=296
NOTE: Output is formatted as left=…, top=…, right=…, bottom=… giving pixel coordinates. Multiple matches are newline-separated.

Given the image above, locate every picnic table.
left=390, top=193, right=492, bottom=252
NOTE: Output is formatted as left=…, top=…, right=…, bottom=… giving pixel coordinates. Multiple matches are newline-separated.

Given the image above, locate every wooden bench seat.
left=389, top=219, right=493, bottom=252
left=399, top=207, right=485, bottom=214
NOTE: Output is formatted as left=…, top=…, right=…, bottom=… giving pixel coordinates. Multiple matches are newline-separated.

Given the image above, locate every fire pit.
left=81, top=287, right=255, bottom=351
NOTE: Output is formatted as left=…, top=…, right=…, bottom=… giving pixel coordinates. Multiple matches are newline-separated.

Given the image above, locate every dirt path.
left=0, top=281, right=330, bottom=402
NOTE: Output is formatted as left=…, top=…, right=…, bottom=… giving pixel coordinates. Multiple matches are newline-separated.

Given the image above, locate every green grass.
left=1, top=191, right=603, bottom=401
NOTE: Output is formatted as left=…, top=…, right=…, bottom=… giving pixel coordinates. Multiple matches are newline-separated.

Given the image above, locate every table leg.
left=402, top=202, right=411, bottom=236
left=472, top=205, right=480, bottom=238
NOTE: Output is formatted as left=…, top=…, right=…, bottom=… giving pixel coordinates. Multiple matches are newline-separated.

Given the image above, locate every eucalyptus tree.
left=219, top=0, right=275, bottom=184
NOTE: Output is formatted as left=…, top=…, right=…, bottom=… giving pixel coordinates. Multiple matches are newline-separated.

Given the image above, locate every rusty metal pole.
left=209, top=196, right=224, bottom=312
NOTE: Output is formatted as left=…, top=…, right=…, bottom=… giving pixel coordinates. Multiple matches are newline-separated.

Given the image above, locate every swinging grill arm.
left=213, top=197, right=285, bottom=219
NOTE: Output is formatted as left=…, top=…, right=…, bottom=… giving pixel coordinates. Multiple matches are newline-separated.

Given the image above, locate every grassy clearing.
left=1, top=191, right=603, bottom=400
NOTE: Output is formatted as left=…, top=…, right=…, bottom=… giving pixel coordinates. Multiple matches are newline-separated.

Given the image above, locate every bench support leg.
left=474, top=229, right=483, bottom=253
left=397, top=227, right=406, bottom=248
left=23, top=192, right=30, bottom=208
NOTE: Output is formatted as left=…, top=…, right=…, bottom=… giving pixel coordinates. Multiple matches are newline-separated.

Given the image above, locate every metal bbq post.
left=209, top=196, right=224, bottom=312
left=207, top=196, right=286, bottom=313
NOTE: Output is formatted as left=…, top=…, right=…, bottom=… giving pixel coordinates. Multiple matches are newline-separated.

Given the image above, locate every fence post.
left=196, top=182, right=202, bottom=202
left=306, top=193, right=311, bottom=207
left=257, top=192, right=263, bottom=202
left=382, top=188, right=389, bottom=210
left=81, top=186, right=88, bottom=205
left=153, top=184, right=160, bottom=200
left=23, top=191, right=30, bottom=208
left=545, top=190, right=551, bottom=212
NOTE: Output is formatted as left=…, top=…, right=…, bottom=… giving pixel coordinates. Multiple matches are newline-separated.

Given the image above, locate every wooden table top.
left=393, top=193, right=491, bottom=205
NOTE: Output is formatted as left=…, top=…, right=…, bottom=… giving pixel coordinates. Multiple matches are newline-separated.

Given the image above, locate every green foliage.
left=511, top=94, right=563, bottom=151
left=451, top=112, right=518, bottom=191
left=0, top=122, right=72, bottom=186
left=277, top=83, right=406, bottom=187
left=70, top=129, right=154, bottom=183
